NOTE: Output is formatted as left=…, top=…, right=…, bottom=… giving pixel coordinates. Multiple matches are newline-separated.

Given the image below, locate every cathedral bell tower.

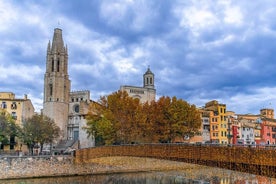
left=43, top=28, right=71, bottom=140
left=143, top=67, right=154, bottom=89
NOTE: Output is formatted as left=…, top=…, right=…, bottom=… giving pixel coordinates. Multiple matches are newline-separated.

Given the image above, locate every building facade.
left=0, top=92, right=34, bottom=151
left=68, top=90, right=94, bottom=148
left=120, top=67, right=156, bottom=104
left=204, top=100, right=228, bottom=144
left=43, top=28, right=94, bottom=150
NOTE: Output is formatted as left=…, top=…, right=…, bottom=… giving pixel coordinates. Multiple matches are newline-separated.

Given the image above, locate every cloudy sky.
left=1, top=0, right=276, bottom=114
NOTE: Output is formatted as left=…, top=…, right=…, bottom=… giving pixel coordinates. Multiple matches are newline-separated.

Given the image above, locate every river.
left=1, top=169, right=275, bottom=184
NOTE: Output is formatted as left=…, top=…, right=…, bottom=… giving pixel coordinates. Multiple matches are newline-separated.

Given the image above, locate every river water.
left=1, top=170, right=275, bottom=184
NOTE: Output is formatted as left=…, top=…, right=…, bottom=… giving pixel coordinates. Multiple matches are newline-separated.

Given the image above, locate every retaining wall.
left=0, top=155, right=73, bottom=179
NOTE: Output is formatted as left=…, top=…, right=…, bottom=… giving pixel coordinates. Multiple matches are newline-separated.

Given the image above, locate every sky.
left=1, top=0, right=276, bottom=114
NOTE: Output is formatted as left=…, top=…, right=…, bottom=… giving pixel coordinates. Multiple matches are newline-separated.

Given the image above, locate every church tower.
left=43, top=28, right=71, bottom=139
left=143, top=67, right=155, bottom=89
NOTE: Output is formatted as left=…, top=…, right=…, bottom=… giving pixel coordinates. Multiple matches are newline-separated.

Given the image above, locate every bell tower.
left=143, top=66, right=155, bottom=89
left=43, top=28, right=71, bottom=139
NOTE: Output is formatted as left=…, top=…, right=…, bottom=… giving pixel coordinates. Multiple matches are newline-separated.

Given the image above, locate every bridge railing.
left=75, top=143, right=276, bottom=177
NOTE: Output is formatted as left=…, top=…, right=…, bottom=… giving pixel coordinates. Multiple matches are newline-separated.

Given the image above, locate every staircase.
left=52, top=139, right=79, bottom=155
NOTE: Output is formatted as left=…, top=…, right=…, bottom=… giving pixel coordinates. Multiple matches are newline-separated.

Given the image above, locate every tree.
left=142, top=96, right=201, bottom=143
left=86, top=92, right=202, bottom=146
left=86, top=91, right=142, bottom=145
left=0, top=110, right=21, bottom=149
left=21, top=114, right=60, bottom=154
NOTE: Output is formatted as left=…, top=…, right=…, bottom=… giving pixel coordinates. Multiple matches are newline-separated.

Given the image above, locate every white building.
left=120, top=67, right=156, bottom=103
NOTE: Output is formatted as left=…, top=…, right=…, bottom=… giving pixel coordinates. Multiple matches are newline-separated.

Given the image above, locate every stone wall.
left=0, top=155, right=74, bottom=179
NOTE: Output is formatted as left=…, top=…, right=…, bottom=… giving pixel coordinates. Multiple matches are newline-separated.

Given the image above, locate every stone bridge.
left=75, top=143, right=276, bottom=178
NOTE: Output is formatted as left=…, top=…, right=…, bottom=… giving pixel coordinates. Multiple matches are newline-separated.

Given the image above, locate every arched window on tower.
left=150, top=77, right=152, bottom=84
left=57, top=58, right=60, bottom=72
left=49, top=84, right=53, bottom=96
left=51, top=58, right=54, bottom=72
left=147, top=78, right=149, bottom=85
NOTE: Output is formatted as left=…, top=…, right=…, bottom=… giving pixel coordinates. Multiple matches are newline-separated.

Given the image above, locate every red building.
left=232, top=125, right=239, bottom=144
left=260, top=118, right=276, bottom=145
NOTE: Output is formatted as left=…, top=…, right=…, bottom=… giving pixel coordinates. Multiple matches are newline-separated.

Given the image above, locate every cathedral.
left=120, top=67, right=156, bottom=103
left=43, top=28, right=94, bottom=150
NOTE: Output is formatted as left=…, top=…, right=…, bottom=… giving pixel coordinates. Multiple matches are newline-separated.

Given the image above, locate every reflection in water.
left=1, top=170, right=275, bottom=184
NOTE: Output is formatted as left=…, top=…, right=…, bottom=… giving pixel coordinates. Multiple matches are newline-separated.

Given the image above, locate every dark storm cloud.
left=1, top=0, right=276, bottom=114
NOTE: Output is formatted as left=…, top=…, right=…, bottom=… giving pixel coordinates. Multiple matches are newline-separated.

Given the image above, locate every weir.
left=75, top=143, right=276, bottom=178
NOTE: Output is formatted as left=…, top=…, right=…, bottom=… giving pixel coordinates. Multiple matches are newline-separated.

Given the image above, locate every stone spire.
left=51, top=28, right=66, bottom=54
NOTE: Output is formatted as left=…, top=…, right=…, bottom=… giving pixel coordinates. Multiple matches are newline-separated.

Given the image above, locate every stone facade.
left=43, top=28, right=71, bottom=140
left=43, top=28, right=93, bottom=149
left=120, top=67, right=156, bottom=103
left=68, top=90, right=94, bottom=148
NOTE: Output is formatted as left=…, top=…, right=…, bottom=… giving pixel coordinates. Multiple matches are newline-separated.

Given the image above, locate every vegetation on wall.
left=86, top=91, right=201, bottom=146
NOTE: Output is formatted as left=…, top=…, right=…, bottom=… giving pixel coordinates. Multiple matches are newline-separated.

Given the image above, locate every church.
left=42, top=28, right=156, bottom=152
left=42, top=28, right=94, bottom=151
left=120, top=67, right=156, bottom=103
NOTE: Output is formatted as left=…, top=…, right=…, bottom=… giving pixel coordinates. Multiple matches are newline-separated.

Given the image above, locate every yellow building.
left=0, top=92, right=35, bottom=151
left=205, top=100, right=228, bottom=144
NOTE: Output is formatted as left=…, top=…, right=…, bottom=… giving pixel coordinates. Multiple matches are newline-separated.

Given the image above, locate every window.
left=49, top=84, right=53, bottom=96
left=11, top=112, right=17, bottom=120
left=11, top=102, right=17, bottom=109
left=1, top=102, right=7, bottom=109
left=71, top=98, right=74, bottom=102
left=51, top=58, right=54, bottom=72
left=74, top=104, right=80, bottom=113
left=150, top=77, right=152, bottom=84
left=10, top=136, right=15, bottom=150
left=57, top=58, right=60, bottom=72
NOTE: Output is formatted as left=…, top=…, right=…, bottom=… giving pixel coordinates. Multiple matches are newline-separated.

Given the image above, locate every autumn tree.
left=21, top=114, right=60, bottom=154
left=86, top=91, right=142, bottom=145
left=86, top=91, right=202, bottom=145
left=142, top=96, right=201, bottom=143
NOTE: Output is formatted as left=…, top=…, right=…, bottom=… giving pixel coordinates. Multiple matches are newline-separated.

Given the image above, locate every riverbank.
left=0, top=156, right=202, bottom=180
left=0, top=156, right=275, bottom=183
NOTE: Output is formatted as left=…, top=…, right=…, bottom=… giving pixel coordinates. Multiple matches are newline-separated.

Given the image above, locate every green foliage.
left=0, top=111, right=21, bottom=145
left=86, top=91, right=202, bottom=145
left=21, top=114, right=60, bottom=152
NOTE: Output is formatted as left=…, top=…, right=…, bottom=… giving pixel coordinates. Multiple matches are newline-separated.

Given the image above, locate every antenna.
left=57, top=21, right=61, bottom=28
